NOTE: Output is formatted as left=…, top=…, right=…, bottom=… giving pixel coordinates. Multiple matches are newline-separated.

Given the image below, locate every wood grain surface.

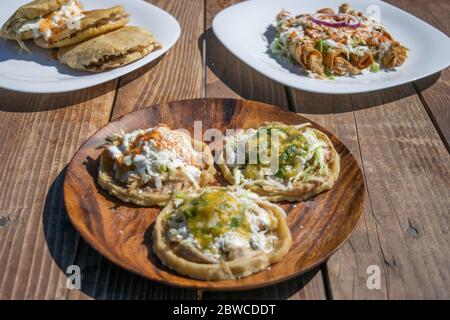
left=112, top=0, right=205, bottom=120
left=0, top=0, right=448, bottom=299
left=0, top=82, right=117, bottom=299
left=387, top=0, right=450, bottom=149
left=204, top=0, right=327, bottom=300
left=287, top=1, right=450, bottom=299
left=107, top=0, right=205, bottom=300
left=63, top=98, right=364, bottom=291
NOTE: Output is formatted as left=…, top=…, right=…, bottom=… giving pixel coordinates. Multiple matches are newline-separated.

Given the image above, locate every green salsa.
left=240, top=124, right=322, bottom=182
left=176, top=190, right=250, bottom=250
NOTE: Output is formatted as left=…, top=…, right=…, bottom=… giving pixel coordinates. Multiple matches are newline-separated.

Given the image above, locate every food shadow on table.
left=0, top=53, right=163, bottom=113
left=203, top=28, right=441, bottom=113
left=0, top=81, right=115, bottom=113
left=262, top=24, right=309, bottom=78
left=0, top=39, right=88, bottom=76
left=42, top=165, right=194, bottom=299
left=43, top=160, right=326, bottom=300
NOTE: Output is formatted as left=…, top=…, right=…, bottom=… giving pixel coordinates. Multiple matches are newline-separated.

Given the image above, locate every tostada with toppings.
left=153, top=187, right=292, bottom=280
left=98, top=124, right=216, bottom=207
left=218, top=122, right=340, bottom=202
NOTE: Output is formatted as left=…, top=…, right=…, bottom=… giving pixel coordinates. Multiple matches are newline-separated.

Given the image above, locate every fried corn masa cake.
left=57, top=26, right=161, bottom=71
left=0, top=0, right=74, bottom=40
left=34, top=5, right=130, bottom=48
left=0, top=0, right=129, bottom=48
left=218, top=122, right=340, bottom=202
left=153, top=187, right=292, bottom=280
left=97, top=124, right=216, bottom=207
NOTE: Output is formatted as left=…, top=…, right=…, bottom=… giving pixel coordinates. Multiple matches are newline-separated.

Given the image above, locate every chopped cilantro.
left=230, top=217, right=241, bottom=228
left=281, top=144, right=298, bottom=163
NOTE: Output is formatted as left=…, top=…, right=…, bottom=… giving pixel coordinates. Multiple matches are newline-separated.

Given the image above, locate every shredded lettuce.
left=316, top=39, right=323, bottom=53
left=324, top=67, right=335, bottom=80
left=270, top=37, right=286, bottom=55
left=314, top=147, right=327, bottom=175
left=370, top=61, right=380, bottom=72
left=230, top=126, right=330, bottom=187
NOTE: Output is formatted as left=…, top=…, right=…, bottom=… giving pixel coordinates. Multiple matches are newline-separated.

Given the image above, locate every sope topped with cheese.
left=153, top=186, right=292, bottom=280
left=98, top=124, right=216, bottom=207
left=218, top=122, right=340, bottom=202
left=102, top=124, right=204, bottom=190
left=166, top=188, right=280, bottom=263
left=224, top=122, right=332, bottom=188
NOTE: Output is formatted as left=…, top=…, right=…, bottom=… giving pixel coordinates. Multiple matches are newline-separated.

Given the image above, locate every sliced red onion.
left=311, top=13, right=360, bottom=28
left=311, top=13, right=346, bottom=27
left=345, top=14, right=361, bottom=28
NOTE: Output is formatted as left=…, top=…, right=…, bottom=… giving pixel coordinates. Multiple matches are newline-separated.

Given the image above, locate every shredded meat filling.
left=84, top=46, right=148, bottom=70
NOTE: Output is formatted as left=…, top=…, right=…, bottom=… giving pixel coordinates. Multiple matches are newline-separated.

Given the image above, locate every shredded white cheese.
left=106, top=125, right=202, bottom=189
left=18, top=0, right=85, bottom=41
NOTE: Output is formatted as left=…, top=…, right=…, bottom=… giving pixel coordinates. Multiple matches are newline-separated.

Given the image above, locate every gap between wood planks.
left=386, top=0, right=450, bottom=150
left=105, top=0, right=449, bottom=300
left=413, top=82, right=450, bottom=153
left=202, top=0, right=450, bottom=300
left=202, top=0, right=328, bottom=300
left=108, top=79, right=121, bottom=122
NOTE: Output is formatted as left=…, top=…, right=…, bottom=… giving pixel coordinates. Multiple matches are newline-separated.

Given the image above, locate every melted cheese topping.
left=167, top=189, right=279, bottom=262
left=19, top=0, right=85, bottom=41
left=104, top=125, right=203, bottom=190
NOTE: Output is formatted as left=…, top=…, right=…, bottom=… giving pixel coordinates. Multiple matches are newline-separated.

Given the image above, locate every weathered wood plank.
left=289, top=92, right=385, bottom=300
left=415, top=69, right=450, bottom=150
left=205, top=0, right=289, bottom=108
left=112, top=0, right=205, bottom=120
left=286, top=0, right=450, bottom=299
left=0, top=82, right=117, bottom=299
left=290, top=84, right=450, bottom=299
left=104, top=0, right=206, bottom=299
left=352, top=87, right=449, bottom=299
left=204, top=269, right=326, bottom=300
left=203, top=0, right=327, bottom=300
left=1, top=0, right=447, bottom=301
left=386, top=0, right=450, bottom=147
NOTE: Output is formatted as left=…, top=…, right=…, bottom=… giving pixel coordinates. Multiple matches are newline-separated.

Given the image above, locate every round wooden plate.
left=64, top=98, right=365, bottom=291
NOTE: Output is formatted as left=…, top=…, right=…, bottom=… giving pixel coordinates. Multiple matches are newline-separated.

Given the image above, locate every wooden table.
left=0, top=0, right=448, bottom=300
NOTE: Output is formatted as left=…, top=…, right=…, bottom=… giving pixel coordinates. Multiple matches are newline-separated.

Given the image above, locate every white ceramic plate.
left=0, top=0, right=180, bottom=93
left=213, top=0, right=450, bottom=94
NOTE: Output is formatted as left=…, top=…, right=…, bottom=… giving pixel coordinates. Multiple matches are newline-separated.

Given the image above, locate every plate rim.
left=0, top=0, right=181, bottom=94
left=63, top=98, right=365, bottom=291
left=212, top=0, right=450, bottom=94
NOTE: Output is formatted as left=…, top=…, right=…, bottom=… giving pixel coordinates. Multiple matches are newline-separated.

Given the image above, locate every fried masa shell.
left=152, top=187, right=292, bottom=280
left=34, top=6, right=130, bottom=48
left=97, top=130, right=216, bottom=207
left=218, top=122, right=340, bottom=202
left=57, top=26, right=161, bottom=72
left=0, top=0, right=70, bottom=40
